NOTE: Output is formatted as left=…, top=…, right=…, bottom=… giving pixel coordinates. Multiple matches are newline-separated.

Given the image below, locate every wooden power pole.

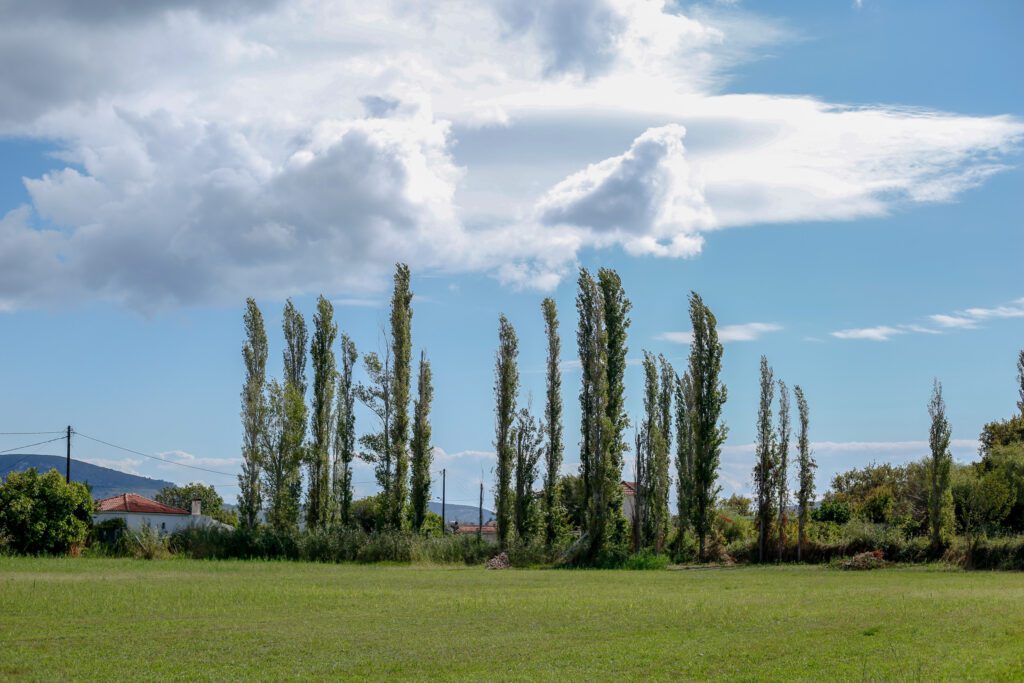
left=65, top=425, right=72, bottom=483
left=441, top=468, right=446, bottom=534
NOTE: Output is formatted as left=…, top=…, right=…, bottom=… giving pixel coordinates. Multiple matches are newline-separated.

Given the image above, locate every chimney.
left=191, top=499, right=201, bottom=516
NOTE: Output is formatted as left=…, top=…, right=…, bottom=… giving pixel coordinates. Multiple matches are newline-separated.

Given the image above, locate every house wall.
left=93, top=512, right=224, bottom=535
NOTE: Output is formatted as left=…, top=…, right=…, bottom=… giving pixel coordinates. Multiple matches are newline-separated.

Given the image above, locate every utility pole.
left=65, top=425, right=72, bottom=483
left=441, top=468, right=446, bottom=534
left=478, top=481, right=483, bottom=541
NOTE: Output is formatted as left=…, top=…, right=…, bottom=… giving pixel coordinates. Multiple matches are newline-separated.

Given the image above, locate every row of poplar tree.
left=236, top=264, right=436, bottom=533
left=492, top=268, right=728, bottom=562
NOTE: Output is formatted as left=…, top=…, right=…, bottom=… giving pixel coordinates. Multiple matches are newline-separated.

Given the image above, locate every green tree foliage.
left=978, top=442, right=1024, bottom=532
left=307, top=295, right=337, bottom=531
left=410, top=351, right=434, bottom=532
left=332, top=334, right=358, bottom=526
left=541, top=298, right=566, bottom=548
left=597, top=268, right=631, bottom=546
left=0, top=468, right=92, bottom=554
left=156, top=483, right=236, bottom=526
left=1018, top=348, right=1024, bottom=416
left=722, top=494, right=753, bottom=517
left=356, top=349, right=395, bottom=528
left=686, top=292, right=728, bottom=561
left=953, top=466, right=1013, bottom=539
left=388, top=263, right=414, bottom=530
left=261, top=299, right=307, bottom=532
left=263, top=378, right=305, bottom=532
left=794, top=385, right=816, bottom=561
left=637, top=351, right=669, bottom=551
left=775, top=379, right=791, bottom=562
left=494, top=314, right=519, bottom=549
left=979, top=415, right=1024, bottom=457
left=927, top=379, right=955, bottom=548
left=752, top=356, right=775, bottom=563
left=238, top=298, right=267, bottom=529
left=674, top=371, right=695, bottom=538
left=513, top=406, right=543, bottom=544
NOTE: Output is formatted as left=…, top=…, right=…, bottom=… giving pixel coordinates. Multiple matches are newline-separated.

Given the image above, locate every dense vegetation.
left=3, top=263, right=1023, bottom=572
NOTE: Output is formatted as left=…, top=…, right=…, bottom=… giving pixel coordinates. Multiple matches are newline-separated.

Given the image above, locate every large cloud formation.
left=0, top=0, right=1020, bottom=310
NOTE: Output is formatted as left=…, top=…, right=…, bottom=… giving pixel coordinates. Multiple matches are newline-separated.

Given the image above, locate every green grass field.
left=1, top=558, right=1022, bottom=681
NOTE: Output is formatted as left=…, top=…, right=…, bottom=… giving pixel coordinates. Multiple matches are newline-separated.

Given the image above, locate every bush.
left=505, top=541, right=550, bottom=568
left=813, top=499, right=851, bottom=525
left=129, top=524, right=171, bottom=560
left=0, top=467, right=93, bottom=555
left=949, top=535, right=1024, bottom=570
left=622, top=550, right=670, bottom=570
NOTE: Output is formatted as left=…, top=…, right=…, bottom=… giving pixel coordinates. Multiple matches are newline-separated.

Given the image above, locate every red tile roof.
left=622, top=481, right=638, bottom=495
left=94, top=493, right=189, bottom=515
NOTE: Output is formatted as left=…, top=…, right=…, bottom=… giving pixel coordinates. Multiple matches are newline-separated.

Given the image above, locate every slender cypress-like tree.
left=674, top=371, right=694, bottom=540
left=388, top=263, right=413, bottom=529
left=794, top=385, right=815, bottom=562
left=273, top=299, right=308, bottom=531
left=410, top=350, right=434, bottom=532
left=639, top=352, right=668, bottom=550
left=332, top=334, right=357, bottom=526
left=238, top=298, right=267, bottom=529
left=775, top=379, right=790, bottom=562
left=541, top=298, right=565, bottom=547
left=687, top=292, right=728, bottom=561
left=307, top=295, right=337, bottom=531
left=513, top=405, right=543, bottom=544
left=494, top=314, right=519, bottom=549
left=927, top=379, right=954, bottom=549
left=1017, top=349, right=1024, bottom=416
left=597, top=268, right=631, bottom=544
left=356, top=345, right=393, bottom=526
left=753, top=356, right=775, bottom=563
left=654, top=355, right=672, bottom=552
left=576, top=269, right=602, bottom=512
left=261, top=379, right=291, bottom=531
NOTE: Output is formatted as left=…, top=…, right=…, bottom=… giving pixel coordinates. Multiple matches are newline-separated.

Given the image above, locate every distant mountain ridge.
left=428, top=501, right=495, bottom=525
left=0, top=454, right=175, bottom=501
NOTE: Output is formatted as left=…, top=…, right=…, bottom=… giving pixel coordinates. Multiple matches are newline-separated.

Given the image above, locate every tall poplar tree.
left=674, top=371, right=694, bottom=540
left=927, top=379, right=954, bottom=549
left=775, top=379, right=791, bottom=562
left=597, top=268, right=631, bottom=544
left=494, top=315, right=519, bottom=549
left=388, top=263, right=414, bottom=529
left=238, top=298, right=267, bottom=528
left=307, top=295, right=337, bottom=531
left=409, top=350, right=434, bottom=532
left=332, top=334, right=357, bottom=526
left=513, top=405, right=543, bottom=544
left=654, top=355, right=673, bottom=552
left=687, top=292, right=728, bottom=561
left=541, top=297, right=565, bottom=547
left=356, top=346, right=393, bottom=527
left=262, top=299, right=307, bottom=532
left=639, top=352, right=668, bottom=550
left=794, top=385, right=815, bottom=562
left=753, top=356, right=775, bottom=563
left=1017, top=349, right=1024, bottom=416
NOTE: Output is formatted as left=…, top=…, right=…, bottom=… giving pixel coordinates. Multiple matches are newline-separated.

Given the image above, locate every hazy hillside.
left=429, top=501, right=494, bottom=525
left=0, top=454, right=175, bottom=501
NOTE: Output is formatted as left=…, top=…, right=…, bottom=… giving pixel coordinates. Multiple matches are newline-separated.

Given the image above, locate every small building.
left=453, top=522, right=498, bottom=543
left=622, top=481, right=638, bottom=522
left=93, top=493, right=229, bottom=535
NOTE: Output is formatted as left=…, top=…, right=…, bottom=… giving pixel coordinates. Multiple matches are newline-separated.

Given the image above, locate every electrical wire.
left=0, top=436, right=67, bottom=456
left=0, top=431, right=65, bottom=436
left=73, top=431, right=238, bottom=479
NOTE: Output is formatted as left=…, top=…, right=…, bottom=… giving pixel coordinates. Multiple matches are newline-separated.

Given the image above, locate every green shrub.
left=505, top=541, right=550, bottom=568
left=356, top=531, right=412, bottom=563
left=813, top=499, right=851, bottom=525
left=622, top=550, right=670, bottom=570
left=950, top=535, right=1024, bottom=570
left=129, top=524, right=171, bottom=560
left=0, top=467, right=93, bottom=555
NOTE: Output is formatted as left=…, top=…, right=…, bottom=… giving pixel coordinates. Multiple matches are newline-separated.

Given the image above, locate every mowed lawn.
left=2, top=559, right=1023, bottom=681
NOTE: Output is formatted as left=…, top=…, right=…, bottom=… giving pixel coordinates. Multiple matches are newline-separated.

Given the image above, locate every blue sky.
left=0, top=1, right=1021, bottom=510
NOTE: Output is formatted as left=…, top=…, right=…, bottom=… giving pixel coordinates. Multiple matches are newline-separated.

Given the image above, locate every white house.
left=93, top=493, right=230, bottom=534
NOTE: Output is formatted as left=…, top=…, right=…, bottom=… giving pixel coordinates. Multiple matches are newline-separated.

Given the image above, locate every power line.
left=0, top=431, right=65, bottom=436
left=0, top=436, right=67, bottom=455
left=73, top=431, right=238, bottom=479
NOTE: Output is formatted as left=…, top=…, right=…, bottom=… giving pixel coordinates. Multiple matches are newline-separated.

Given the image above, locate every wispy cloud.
left=832, top=296, right=1024, bottom=341
left=658, top=322, right=783, bottom=344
